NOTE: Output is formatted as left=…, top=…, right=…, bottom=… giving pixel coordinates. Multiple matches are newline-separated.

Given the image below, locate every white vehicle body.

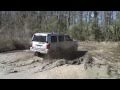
left=30, top=33, right=78, bottom=54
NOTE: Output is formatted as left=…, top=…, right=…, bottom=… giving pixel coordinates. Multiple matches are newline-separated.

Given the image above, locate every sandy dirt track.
left=0, top=42, right=120, bottom=79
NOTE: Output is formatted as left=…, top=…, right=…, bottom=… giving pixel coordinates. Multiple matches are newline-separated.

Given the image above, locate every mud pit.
left=0, top=42, right=120, bottom=79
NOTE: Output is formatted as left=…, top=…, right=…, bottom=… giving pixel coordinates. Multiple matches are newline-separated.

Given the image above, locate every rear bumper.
left=30, top=47, right=49, bottom=54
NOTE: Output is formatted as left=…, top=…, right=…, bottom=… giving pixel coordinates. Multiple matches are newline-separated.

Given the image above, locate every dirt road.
left=0, top=42, right=120, bottom=79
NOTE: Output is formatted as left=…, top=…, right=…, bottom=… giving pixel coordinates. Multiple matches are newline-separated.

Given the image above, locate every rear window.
left=51, top=36, right=57, bottom=43
left=58, top=35, right=64, bottom=42
left=32, top=35, right=46, bottom=42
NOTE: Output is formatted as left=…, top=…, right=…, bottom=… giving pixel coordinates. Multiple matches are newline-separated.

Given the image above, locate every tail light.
left=46, top=43, right=50, bottom=49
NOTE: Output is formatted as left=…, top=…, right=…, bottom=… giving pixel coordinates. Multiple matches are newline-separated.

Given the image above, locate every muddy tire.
left=34, top=52, right=41, bottom=56
left=47, top=47, right=63, bottom=59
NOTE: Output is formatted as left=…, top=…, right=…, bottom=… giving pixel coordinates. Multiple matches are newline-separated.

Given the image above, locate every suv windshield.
left=32, top=35, right=46, bottom=42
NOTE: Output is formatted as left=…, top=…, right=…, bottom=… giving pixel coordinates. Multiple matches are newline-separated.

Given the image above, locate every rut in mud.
left=0, top=48, right=93, bottom=76
left=0, top=50, right=88, bottom=73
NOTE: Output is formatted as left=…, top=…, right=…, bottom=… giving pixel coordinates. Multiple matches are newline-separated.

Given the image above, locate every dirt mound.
left=35, top=52, right=94, bottom=73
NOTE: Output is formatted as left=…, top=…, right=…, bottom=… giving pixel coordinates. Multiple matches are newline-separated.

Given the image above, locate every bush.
left=68, top=24, right=89, bottom=41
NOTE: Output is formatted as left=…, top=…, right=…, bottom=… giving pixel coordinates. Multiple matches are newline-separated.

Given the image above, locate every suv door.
left=63, top=35, right=74, bottom=50
left=50, top=35, right=58, bottom=51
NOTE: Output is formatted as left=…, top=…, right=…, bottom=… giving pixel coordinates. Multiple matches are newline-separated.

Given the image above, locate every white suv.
left=30, top=33, right=78, bottom=55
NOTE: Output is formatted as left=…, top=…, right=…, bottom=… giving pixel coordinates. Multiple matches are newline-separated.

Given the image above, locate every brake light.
left=46, top=43, right=50, bottom=49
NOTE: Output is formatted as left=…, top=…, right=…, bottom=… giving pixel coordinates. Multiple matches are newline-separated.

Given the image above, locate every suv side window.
left=64, top=35, right=73, bottom=41
left=58, top=35, right=64, bottom=42
left=51, top=36, right=57, bottom=43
